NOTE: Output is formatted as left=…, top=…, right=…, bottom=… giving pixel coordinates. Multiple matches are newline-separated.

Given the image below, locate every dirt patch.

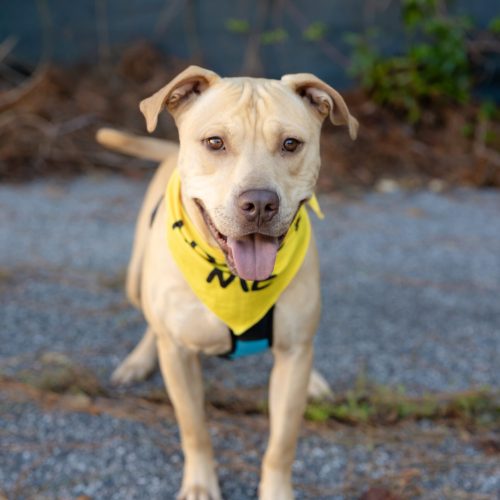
left=1, top=375, right=498, bottom=499
left=6, top=360, right=499, bottom=431
left=0, top=43, right=184, bottom=182
left=318, top=93, right=500, bottom=192
left=1, top=43, right=499, bottom=190
left=17, top=352, right=107, bottom=398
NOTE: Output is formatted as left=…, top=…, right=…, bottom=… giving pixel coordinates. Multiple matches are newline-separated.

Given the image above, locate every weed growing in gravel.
left=305, top=382, right=499, bottom=427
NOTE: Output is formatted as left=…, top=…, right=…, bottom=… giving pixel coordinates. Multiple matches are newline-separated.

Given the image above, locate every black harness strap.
left=150, top=195, right=164, bottom=227
left=219, top=306, right=274, bottom=360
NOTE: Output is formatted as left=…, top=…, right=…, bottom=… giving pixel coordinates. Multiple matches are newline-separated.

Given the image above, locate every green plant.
left=304, top=384, right=499, bottom=426
left=225, top=18, right=250, bottom=35
left=225, top=19, right=289, bottom=45
left=488, top=16, right=500, bottom=35
left=347, top=0, right=473, bottom=123
left=260, top=28, right=288, bottom=45
left=479, top=101, right=498, bottom=121
left=303, top=22, right=327, bottom=42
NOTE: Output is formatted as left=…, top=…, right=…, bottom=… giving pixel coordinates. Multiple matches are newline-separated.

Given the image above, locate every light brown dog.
left=97, top=65, right=357, bottom=500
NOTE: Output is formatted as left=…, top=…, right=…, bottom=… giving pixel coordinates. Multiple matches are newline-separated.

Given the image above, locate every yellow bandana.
left=165, top=170, right=323, bottom=334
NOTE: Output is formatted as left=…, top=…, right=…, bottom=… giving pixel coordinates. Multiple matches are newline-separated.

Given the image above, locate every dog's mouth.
left=195, top=200, right=286, bottom=281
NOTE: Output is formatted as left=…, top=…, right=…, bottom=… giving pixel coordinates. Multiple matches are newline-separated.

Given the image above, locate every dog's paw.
left=307, top=369, right=334, bottom=401
left=111, top=357, right=155, bottom=385
left=177, top=484, right=222, bottom=500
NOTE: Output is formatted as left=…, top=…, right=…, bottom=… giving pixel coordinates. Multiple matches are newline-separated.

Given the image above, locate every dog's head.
left=140, top=66, right=358, bottom=281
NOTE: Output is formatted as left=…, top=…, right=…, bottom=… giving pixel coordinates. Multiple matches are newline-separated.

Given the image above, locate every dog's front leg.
left=156, top=333, right=221, bottom=500
left=259, top=342, right=313, bottom=500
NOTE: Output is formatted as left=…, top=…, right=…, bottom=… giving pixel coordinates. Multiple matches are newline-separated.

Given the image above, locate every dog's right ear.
left=139, top=65, right=221, bottom=132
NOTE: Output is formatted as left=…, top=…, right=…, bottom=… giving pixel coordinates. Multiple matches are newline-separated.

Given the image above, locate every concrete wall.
left=1, top=0, right=496, bottom=89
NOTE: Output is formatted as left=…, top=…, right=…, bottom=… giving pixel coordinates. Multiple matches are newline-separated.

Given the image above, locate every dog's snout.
left=238, top=189, right=279, bottom=224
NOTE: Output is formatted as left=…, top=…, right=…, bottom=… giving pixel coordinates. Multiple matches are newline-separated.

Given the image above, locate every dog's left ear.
left=281, top=73, right=358, bottom=140
left=140, top=65, right=221, bottom=132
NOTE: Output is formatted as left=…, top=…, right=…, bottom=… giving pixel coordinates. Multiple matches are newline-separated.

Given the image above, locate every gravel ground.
left=1, top=175, right=499, bottom=393
left=1, top=174, right=499, bottom=498
left=1, top=391, right=499, bottom=500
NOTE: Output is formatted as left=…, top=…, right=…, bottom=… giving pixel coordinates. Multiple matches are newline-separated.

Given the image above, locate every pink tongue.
left=227, top=234, right=279, bottom=281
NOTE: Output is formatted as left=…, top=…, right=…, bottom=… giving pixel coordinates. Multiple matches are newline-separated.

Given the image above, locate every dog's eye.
left=206, top=136, right=225, bottom=151
left=283, top=138, right=301, bottom=152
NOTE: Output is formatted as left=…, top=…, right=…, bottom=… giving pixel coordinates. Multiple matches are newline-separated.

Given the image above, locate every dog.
left=97, top=65, right=358, bottom=500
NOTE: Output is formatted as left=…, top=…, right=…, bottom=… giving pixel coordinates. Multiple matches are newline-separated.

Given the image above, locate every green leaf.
left=260, top=28, right=288, bottom=45
left=225, top=18, right=250, bottom=35
left=305, top=403, right=331, bottom=422
left=488, top=17, right=500, bottom=34
left=303, top=22, right=327, bottom=42
left=480, top=101, right=497, bottom=120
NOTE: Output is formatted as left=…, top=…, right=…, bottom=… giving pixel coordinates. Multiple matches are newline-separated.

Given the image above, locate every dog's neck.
left=180, top=187, right=220, bottom=248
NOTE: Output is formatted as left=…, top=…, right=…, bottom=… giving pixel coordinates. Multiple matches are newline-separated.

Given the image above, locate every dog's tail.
left=96, top=127, right=178, bottom=162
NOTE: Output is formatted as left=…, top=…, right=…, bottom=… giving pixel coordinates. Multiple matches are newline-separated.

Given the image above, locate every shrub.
left=347, top=0, right=473, bottom=123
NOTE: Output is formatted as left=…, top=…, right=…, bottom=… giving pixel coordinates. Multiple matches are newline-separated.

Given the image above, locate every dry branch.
left=0, top=66, right=49, bottom=112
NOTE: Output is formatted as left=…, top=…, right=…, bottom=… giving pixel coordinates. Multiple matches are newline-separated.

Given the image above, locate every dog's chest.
left=163, top=280, right=231, bottom=355
left=142, top=220, right=231, bottom=355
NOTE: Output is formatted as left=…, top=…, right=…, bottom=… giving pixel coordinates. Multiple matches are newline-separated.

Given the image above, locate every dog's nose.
left=238, top=189, right=279, bottom=224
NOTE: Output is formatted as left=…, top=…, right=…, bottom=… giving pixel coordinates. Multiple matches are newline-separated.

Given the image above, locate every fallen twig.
left=0, top=66, right=49, bottom=112
left=473, top=114, right=500, bottom=168
left=0, top=36, right=18, bottom=64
